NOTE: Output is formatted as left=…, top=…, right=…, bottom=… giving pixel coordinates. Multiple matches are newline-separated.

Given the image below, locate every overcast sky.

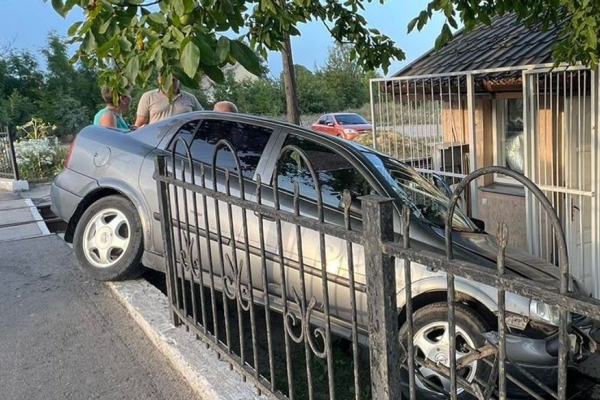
left=0, top=0, right=447, bottom=77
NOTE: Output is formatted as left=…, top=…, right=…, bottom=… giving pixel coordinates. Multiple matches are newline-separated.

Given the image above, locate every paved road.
left=0, top=234, right=197, bottom=400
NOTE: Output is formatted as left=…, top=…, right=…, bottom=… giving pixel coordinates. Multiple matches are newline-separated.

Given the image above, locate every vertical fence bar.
left=496, top=223, right=509, bottom=399
left=370, top=80, right=378, bottom=151
left=255, top=175, right=276, bottom=389
left=466, top=73, right=477, bottom=217
left=342, top=190, right=361, bottom=400
left=155, top=155, right=181, bottom=326
left=362, top=195, right=401, bottom=400
left=402, top=207, right=416, bottom=400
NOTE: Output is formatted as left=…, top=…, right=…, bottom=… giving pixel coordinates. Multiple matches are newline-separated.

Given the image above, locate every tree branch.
left=116, top=0, right=163, bottom=7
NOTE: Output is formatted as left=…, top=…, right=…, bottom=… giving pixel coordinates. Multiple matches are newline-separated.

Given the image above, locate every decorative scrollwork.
left=284, top=288, right=328, bottom=359
left=222, top=254, right=251, bottom=311
left=180, top=235, right=200, bottom=277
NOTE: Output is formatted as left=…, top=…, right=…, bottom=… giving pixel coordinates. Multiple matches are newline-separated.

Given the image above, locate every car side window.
left=275, top=135, right=374, bottom=209
left=317, top=116, right=327, bottom=125
left=324, top=115, right=333, bottom=125
left=172, top=119, right=273, bottom=179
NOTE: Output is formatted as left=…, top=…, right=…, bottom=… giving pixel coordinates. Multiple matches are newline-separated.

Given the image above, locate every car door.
left=255, top=132, right=381, bottom=326
left=141, top=118, right=278, bottom=278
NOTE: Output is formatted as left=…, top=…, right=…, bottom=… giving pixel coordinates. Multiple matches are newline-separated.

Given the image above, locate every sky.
left=0, top=0, right=447, bottom=77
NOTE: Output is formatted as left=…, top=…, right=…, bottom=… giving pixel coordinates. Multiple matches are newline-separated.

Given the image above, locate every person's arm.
left=99, top=111, right=117, bottom=128
left=191, top=94, right=203, bottom=111
left=135, top=92, right=150, bottom=127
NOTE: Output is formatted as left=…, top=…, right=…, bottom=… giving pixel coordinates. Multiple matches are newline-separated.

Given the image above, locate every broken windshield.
left=364, top=152, right=477, bottom=232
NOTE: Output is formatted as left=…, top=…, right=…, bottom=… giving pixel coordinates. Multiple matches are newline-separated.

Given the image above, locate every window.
left=275, top=136, right=373, bottom=208
left=494, top=98, right=524, bottom=179
left=334, top=114, right=368, bottom=125
left=172, top=119, right=273, bottom=179
left=317, top=116, right=327, bottom=125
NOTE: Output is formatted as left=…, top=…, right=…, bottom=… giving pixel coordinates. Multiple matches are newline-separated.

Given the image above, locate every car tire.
left=73, top=195, right=144, bottom=281
left=399, top=302, right=490, bottom=399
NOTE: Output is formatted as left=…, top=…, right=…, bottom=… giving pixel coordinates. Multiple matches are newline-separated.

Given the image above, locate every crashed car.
left=51, top=112, right=598, bottom=398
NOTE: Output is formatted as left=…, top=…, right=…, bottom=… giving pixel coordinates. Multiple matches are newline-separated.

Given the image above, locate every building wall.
left=478, top=190, right=528, bottom=250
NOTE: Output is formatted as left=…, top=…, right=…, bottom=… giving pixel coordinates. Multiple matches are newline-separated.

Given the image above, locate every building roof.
left=393, top=13, right=564, bottom=77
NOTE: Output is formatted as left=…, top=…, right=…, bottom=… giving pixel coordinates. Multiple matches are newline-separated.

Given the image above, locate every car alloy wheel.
left=82, top=208, right=131, bottom=268
left=412, top=321, right=478, bottom=394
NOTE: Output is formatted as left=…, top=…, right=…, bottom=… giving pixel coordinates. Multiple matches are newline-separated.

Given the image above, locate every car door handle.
left=254, top=211, right=275, bottom=222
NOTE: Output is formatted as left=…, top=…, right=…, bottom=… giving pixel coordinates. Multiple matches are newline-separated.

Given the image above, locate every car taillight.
left=64, top=137, right=77, bottom=168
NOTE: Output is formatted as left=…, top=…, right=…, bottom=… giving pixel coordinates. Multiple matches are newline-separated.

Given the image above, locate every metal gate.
left=0, top=127, right=19, bottom=180
left=522, top=68, right=599, bottom=296
left=368, top=74, right=475, bottom=214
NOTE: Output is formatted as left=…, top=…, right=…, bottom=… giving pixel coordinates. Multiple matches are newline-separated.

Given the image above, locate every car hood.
left=439, top=230, right=561, bottom=287
left=342, top=123, right=372, bottom=131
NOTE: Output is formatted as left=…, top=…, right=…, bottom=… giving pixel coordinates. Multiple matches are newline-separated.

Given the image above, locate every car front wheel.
left=73, top=195, right=144, bottom=281
left=399, top=302, right=490, bottom=399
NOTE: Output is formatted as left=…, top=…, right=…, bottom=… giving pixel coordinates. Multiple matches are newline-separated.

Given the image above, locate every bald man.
left=213, top=101, right=238, bottom=113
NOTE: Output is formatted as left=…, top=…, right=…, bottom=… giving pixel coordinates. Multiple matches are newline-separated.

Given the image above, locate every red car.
left=311, top=113, right=373, bottom=140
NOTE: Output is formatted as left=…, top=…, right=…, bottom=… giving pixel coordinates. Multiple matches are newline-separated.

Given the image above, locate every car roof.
left=143, top=110, right=387, bottom=165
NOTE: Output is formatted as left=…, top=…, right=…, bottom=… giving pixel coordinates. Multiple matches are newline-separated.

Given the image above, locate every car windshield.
left=365, top=152, right=477, bottom=232
left=335, top=114, right=368, bottom=125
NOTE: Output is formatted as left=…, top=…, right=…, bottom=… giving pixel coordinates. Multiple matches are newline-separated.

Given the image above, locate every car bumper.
left=51, top=168, right=97, bottom=224
left=51, top=180, right=81, bottom=224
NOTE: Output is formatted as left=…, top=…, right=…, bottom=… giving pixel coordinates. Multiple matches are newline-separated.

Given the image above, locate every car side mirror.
left=326, top=122, right=334, bottom=126
left=470, top=218, right=486, bottom=231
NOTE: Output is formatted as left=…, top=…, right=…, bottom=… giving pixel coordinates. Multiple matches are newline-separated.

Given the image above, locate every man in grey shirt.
left=135, top=77, right=202, bottom=127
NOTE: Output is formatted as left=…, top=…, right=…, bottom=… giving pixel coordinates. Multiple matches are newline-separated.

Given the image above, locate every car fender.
left=396, top=275, right=499, bottom=314
left=94, top=178, right=153, bottom=251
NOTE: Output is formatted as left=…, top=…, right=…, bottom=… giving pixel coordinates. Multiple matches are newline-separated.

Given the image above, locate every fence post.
left=361, top=195, right=402, bottom=399
left=154, top=155, right=181, bottom=326
left=7, top=128, right=19, bottom=181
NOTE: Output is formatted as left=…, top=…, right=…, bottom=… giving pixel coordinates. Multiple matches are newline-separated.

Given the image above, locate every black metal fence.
left=155, top=138, right=600, bottom=400
left=0, top=127, right=19, bottom=180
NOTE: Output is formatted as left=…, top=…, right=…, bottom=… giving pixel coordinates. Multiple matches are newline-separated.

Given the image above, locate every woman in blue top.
left=93, top=86, right=132, bottom=131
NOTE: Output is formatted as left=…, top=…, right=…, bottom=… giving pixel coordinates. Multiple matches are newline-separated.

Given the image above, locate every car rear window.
left=172, top=119, right=273, bottom=179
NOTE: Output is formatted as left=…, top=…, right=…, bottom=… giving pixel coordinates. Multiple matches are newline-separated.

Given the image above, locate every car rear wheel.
left=73, top=195, right=144, bottom=281
left=399, top=302, right=490, bottom=399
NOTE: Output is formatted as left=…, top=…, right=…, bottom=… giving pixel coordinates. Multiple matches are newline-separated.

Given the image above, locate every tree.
left=319, top=44, right=372, bottom=110
left=46, top=0, right=404, bottom=96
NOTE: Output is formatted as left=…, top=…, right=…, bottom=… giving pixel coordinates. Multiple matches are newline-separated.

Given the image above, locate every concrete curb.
left=108, top=279, right=264, bottom=400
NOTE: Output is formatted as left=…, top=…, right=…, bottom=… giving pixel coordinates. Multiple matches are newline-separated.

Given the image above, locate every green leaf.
left=216, top=37, right=230, bottom=63
left=194, top=35, right=219, bottom=66
left=98, top=18, right=112, bottom=35
left=67, top=21, right=82, bottom=36
left=172, top=0, right=186, bottom=16
left=119, top=36, right=132, bottom=52
left=51, top=0, right=65, bottom=18
left=407, top=16, right=418, bottom=33
left=202, top=65, right=225, bottom=83
left=82, top=32, right=97, bottom=53
left=172, top=66, right=200, bottom=89
left=149, top=12, right=166, bottom=25
left=230, top=40, right=261, bottom=76
left=125, top=56, right=140, bottom=81
left=181, top=40, right=201, bottom=78
left=183, top=0, right=195, bottom=14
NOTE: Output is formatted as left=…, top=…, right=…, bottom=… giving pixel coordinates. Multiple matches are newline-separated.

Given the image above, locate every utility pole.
left=281, top=36, right=301, bottom=125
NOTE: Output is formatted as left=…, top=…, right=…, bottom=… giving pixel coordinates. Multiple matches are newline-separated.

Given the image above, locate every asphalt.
left=0, top=234, right=197, bottom=400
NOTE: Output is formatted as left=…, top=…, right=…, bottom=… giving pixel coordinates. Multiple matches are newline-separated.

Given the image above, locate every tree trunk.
left=281, top=36, right=300, bottom=125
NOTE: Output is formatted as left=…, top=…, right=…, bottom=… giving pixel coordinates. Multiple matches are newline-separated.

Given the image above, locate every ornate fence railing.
left=0, top=127, right=19, bottom=180
left=154, top=139, right=600, bottom=399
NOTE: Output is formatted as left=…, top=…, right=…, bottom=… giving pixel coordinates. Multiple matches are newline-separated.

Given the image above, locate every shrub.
left=14, top=137, right=67, bottom=182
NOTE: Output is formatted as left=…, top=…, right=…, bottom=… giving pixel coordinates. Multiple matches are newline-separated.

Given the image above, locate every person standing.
left=94, top=86, right=132, bottom=130
left=135, top=77, right=202, bottom=127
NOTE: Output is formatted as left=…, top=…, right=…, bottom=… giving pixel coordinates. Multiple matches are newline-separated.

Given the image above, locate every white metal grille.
left=523, top=68, right=598, bottom=295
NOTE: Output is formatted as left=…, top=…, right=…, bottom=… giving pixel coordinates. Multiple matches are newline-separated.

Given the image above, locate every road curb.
left=107, top=279, right=263, bottom=400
